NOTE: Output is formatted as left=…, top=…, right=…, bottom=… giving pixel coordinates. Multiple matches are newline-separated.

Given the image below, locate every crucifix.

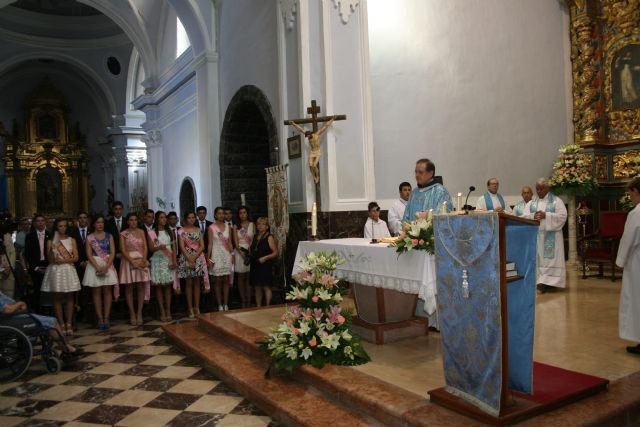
left=284, top=100, right=346, bottom=211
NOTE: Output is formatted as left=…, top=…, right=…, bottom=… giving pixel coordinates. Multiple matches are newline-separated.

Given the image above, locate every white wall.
left=367, top=0, right=571, bottom=207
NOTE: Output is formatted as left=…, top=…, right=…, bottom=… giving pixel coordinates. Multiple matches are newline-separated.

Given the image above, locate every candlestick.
left=240, top=193, right=246, bottom=206
left=311, top=202, right=317, bottom=237
left=457, top=192, right=462, bottom=212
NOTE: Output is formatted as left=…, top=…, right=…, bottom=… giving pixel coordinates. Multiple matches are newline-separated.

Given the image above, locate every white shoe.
left=218, top=305, right=224, bottom=312
left=223, top=304, right=229, bottom=311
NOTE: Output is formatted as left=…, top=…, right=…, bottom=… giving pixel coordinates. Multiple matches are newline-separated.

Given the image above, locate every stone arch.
left=220, top=85, right=279, bottom=218
left=179, top=177, right=197, bottom=221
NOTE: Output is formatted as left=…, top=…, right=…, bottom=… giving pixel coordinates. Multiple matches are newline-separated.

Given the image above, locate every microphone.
left=463, top=186, right=476, bottom=211
left=369, top=219, right=378, bottom=244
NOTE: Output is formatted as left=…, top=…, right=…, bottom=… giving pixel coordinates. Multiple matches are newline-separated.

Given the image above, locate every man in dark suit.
left=105, top=201, right=125, bottom=271
left=196, top=205, right=212, bottom=253
left=72, top=212, right=90, bottom=321
left=24, top=214, right=51, bottom=313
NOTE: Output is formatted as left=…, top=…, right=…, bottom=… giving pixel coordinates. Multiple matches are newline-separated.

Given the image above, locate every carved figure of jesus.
left=288, top=117, right=336, bottom=184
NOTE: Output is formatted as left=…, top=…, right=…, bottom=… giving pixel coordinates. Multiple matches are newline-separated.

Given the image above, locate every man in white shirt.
left=513, top=186, right=533, bottom=217
left=475, top=177, right=512, bottom=213
left=388, top=182, right=412, bottom=235
left=363, top=202, right=390, bottom=240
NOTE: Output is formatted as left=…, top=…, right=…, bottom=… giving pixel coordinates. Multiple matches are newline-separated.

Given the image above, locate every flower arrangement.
left=260, top=251, right=370, bottom=373
left=548, top=144, right=598, bottom=197
left=390, top=211, right=435, bottom=255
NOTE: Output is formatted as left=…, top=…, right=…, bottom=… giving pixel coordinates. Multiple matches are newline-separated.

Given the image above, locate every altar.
left=293, top=238, right=436, bottom=344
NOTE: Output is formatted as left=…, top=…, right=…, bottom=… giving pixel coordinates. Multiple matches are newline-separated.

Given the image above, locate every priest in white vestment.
left=513, top=186, right=533, bottom=217
left=387, top=182, right=412, bottom=235
left=475, top=177, right=512, bottom=213
left=524, top=178, right=567, bottom=292
left=616, top=177, right=640, bottom=355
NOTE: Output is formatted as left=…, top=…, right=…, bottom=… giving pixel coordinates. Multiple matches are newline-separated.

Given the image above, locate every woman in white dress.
left=208, top=207, right=233, bottom=311
left=233, top=206, right=254, bottom=308
left=83, top=215, right=118, bottom=330
left=616, top=177, right=640, bottom=355
left=147, top=211, right=177, bottom=322
left=41, top=218, right=81, bottom=336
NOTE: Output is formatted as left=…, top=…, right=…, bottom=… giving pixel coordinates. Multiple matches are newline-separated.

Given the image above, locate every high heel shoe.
left=194, top=307, right=200, bottom=315
left=188, top=309, right=195, bottom=319
left=137, top=316, right=144, bottom=326
left=130, top=318, right=137, bottom=326
left=65, top=323, right=73, bottom=336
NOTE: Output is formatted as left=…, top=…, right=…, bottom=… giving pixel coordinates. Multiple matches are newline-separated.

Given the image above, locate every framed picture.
left=287, top=134, right=302, bottom=159
left=612, top=44, right=640, bottom=111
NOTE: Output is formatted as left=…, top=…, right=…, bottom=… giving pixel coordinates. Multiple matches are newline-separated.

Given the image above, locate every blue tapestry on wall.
left=434, top=213, right=502, bottom=415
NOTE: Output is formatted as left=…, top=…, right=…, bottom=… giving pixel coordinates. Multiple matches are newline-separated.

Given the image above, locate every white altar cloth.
left=293, top=238, right=437, bottom=315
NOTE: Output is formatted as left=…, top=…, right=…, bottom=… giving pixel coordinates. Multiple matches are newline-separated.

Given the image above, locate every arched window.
left=176, top=17, right=191, bottom=58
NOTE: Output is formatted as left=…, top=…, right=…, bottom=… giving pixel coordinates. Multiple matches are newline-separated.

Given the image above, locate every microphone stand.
left=369, top=219, right=378, bottom=244
left=463, top=186, right=476, bottom=212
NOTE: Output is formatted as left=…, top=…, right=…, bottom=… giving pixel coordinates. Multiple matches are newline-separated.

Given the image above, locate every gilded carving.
left=603, top=0, right=640, bottom=37
left=613, top=150, right=640, bottom=178
left=595, top=155, right=609, bottom=180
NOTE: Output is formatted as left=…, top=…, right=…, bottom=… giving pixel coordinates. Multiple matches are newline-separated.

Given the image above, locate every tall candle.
left=311, top=202, right=317, bottom=236
left=240, top=193, right=246, bottom=206
left=442, top=201, right=448, bottom=213
left=457, top=192, right=462, bottom=212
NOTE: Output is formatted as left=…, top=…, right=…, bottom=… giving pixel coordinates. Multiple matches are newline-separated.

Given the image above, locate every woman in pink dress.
left=119, top=213, right=151, bottom=325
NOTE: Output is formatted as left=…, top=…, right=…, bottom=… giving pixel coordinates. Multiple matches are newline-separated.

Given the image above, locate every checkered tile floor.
left=0, top=321, right=280, bottom=426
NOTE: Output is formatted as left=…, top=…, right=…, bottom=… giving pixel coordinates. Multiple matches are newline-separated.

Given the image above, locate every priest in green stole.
left=403, top=158, right=453, bottom=221
left=524, top=177, right=567, bottom=290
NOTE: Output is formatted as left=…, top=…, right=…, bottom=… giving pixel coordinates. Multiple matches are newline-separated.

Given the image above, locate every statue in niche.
left=36, top=167, right=62, bottom=213
left=613, top=46, right=640, bottom=110
left=37, top=114, right=57, bottom=139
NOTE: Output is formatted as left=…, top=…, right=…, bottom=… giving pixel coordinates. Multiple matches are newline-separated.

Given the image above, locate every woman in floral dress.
left=83, top=215, right=118, bottom=330
left=208, top=207, right=233, bottom=312
left=41, top=218, right=81, bottom=335
left=233, top=206, right=254, bottom=308
left=119, top=213, right=151, bottom=326
left=147, top=211, right=177, bottom=322
left=178, top=211, right=209, bottom=318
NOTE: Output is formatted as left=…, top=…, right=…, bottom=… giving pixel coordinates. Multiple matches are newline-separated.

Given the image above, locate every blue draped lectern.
left=428, top=212, right=539, bottom=420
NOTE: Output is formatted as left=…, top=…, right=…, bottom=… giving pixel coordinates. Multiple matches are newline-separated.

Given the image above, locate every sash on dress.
left=211, top=223, right=235, bottom=284
left=178, top=228, right=210, bottom=289
left=529, top=194, right=557, bottom=259
left=55, top=240, right=73, bottom=261
left=88, top=234, right=119, bottom=298
left=148, top=229, right=180, bottom=291
left=123, top=231, right=151, bottom=300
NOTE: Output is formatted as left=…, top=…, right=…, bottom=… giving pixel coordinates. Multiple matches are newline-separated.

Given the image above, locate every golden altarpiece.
left=3, top=79, right=89, bottom=219
left=568, top=0, right=640, bottom=194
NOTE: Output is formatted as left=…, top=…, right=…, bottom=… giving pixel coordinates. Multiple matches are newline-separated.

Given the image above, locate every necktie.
left=117, top=218, right=121, bottom=231
left=201, top=221, right=205, bottom=232
left=81, top=229, right=86, bottom=241
left=38, top=232, right=45, bottom=260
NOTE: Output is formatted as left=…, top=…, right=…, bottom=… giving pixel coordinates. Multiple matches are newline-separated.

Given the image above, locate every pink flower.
left=313, top=308, right=324, bottom=321
left=312, top=295, right=319, bottom=303
left=328, top=306, right=342, bottom=323
left=399, top=232, right=405, bottom=239
left=287, top=319, right=294, bottom=325
left=308, top=337, right=317, bottom=347
left=337, top=315, right=345, bottom=325
left=419, top=239, right=424, bottom=245
left=293, top=328, right=299, bottom=335
left=411, top=239, right=419, bottom=247
left=303, top=309, right=312, bottom=321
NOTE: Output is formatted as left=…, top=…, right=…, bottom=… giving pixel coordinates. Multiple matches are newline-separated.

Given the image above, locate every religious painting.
left=287, top=134, right=301, bottom=159
left=612, top=44, right=640, bottom=111
left=36, top=167, right=62, bottom=212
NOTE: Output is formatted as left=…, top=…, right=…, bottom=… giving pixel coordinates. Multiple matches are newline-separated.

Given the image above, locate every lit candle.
left=457, top=192, right=462, bottom=212
left=442, top=201, right=447, bottom=213
left=240, top=193, right=246, bottom=206
left=311, top=202, right=317, bottom=236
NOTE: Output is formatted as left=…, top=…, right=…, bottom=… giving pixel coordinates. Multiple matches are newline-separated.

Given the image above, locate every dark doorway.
left=179, top=178, right=196, bottom=220
left=220, top=85, right=278, bottom=219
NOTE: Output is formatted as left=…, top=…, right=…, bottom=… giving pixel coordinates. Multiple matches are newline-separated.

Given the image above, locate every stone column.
left=112, top=144, right=130, bottom=213
left=142, top=129, right=163, bottom=210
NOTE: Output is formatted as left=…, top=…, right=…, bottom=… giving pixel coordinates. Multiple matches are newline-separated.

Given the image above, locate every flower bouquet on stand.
left=259, top=251, right=370, bottom=375
left=390, top=211, right=435, bottom=255
left=548, top=143, right=599, bottom=265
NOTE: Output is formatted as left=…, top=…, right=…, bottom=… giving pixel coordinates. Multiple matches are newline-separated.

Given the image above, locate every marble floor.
left=1, top=269, right=637, bottom=426
left=0, top=321, right=279, bottom=427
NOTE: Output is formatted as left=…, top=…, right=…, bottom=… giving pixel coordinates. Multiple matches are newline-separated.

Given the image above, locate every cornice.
left=0, top=27, right=132, bottom=49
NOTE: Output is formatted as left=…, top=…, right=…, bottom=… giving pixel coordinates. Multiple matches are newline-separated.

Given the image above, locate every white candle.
left=240, top=193, right=246, bottom=206
left=457, top=192, right=462, bottom=212
left=311, top=202, right=317, bottom=236
left=442, top=201, right=448, bottom=213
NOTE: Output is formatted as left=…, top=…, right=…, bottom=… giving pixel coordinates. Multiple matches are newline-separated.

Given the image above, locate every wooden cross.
left=284, top=100, right=346, bottom=212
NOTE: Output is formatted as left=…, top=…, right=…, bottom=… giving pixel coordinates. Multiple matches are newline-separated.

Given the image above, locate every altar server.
left=364, top=202, right=390, bottom=239
left=475, top=177, right=512, bottom=213
left=616, top=177, right=640, bottom=355
left=388, top=182, right=411, bottom=235
left=524, top=178, right=567, bottom=292
left=403, top=158, right=452, bottom=221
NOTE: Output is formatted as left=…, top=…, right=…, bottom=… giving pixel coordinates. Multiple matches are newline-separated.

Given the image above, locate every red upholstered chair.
left=580, top=211, right=628, bottom=281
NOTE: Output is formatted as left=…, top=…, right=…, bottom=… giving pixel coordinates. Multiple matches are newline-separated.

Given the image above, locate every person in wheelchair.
left=0, top=291, right=82, bottom=356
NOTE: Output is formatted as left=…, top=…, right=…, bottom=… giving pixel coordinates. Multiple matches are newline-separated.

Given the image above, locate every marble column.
left=142, top=129, right=163, bottom=211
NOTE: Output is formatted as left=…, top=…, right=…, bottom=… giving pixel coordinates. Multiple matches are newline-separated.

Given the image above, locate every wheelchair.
left=0, top=312, right=78, bottom=383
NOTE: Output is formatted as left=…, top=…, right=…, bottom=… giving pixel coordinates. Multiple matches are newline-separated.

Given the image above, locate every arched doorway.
left=179, top=177, right=196, bottom=220
left=220, top=85, right=278, bottom=218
